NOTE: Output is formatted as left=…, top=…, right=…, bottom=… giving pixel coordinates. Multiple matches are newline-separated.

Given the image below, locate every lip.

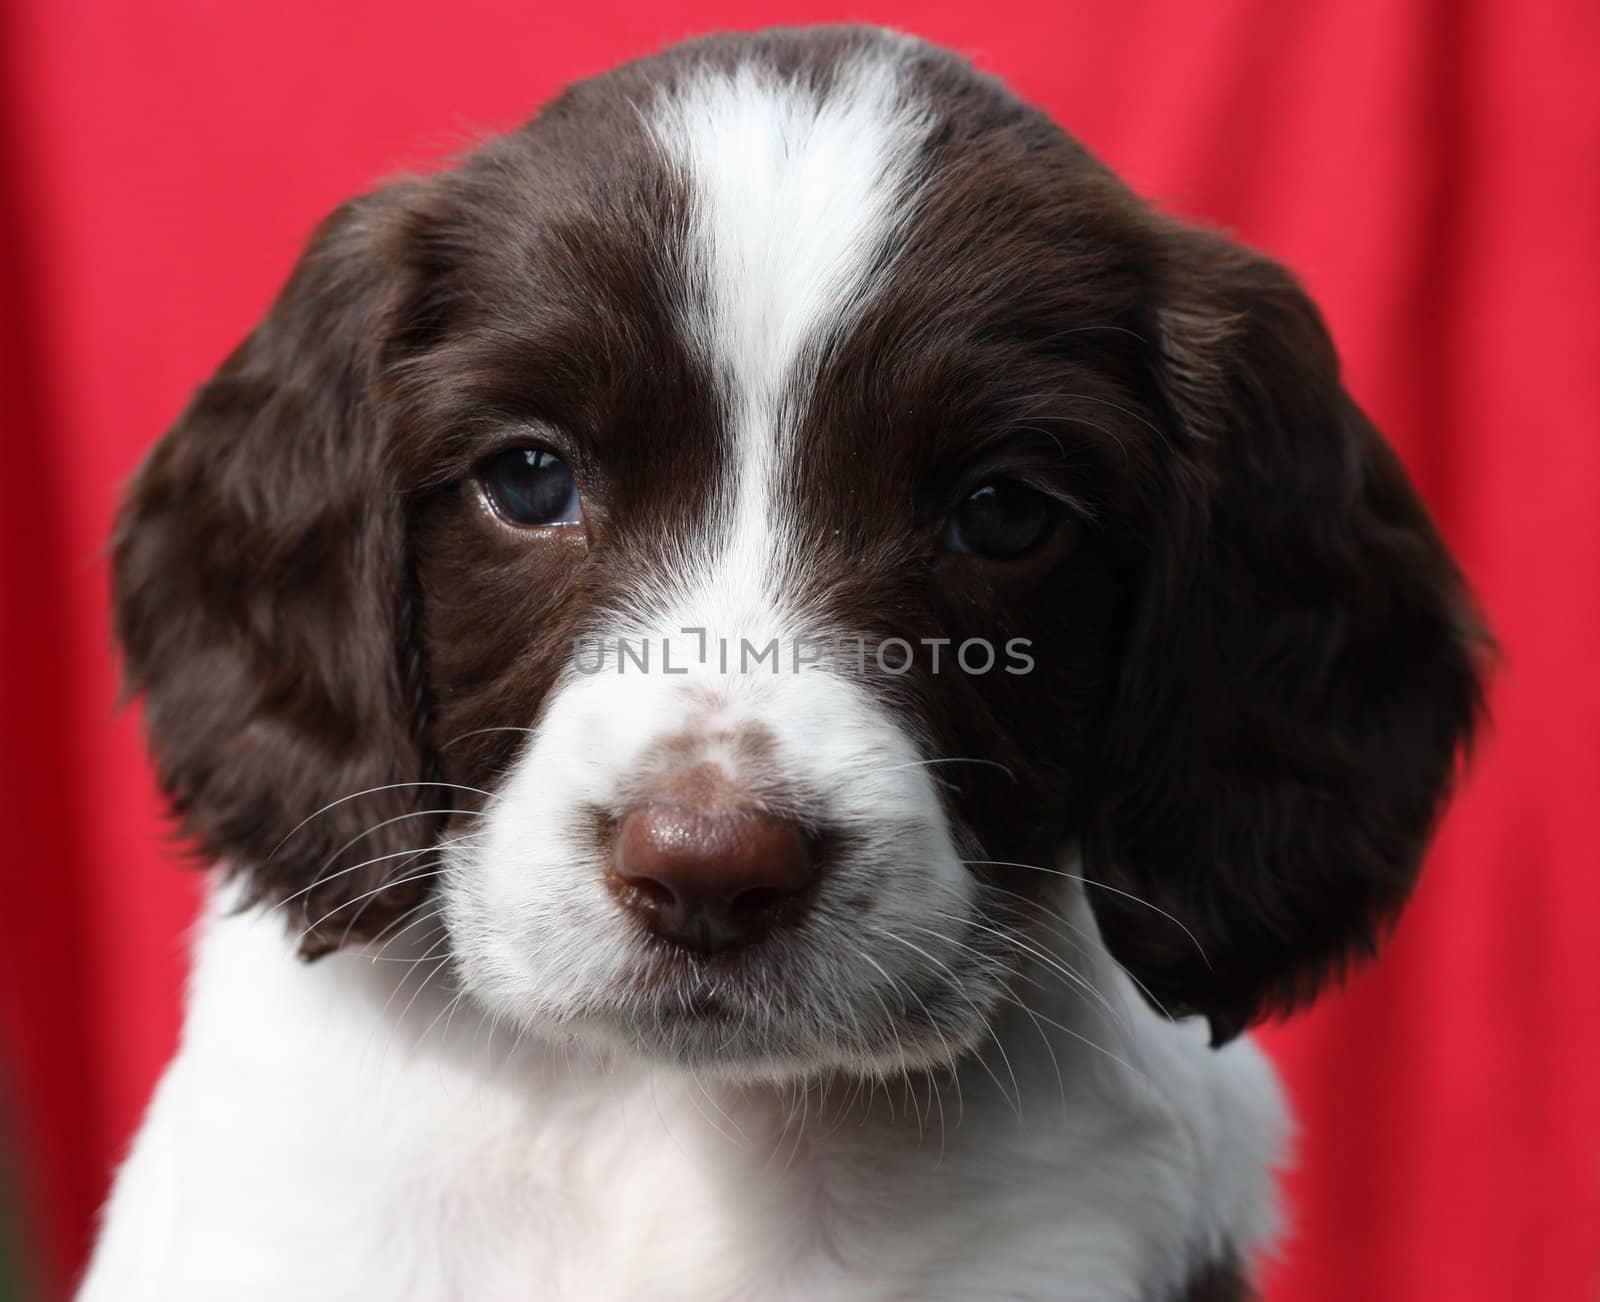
left=610, top=958, right=798, bottom=1048
left=614, top=949, right=753, bottom=1015
left=620, top=931, right=787, bottom=991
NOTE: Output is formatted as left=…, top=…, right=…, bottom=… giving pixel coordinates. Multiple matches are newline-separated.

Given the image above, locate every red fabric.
left=2, top=2, right=1595, bottom=1297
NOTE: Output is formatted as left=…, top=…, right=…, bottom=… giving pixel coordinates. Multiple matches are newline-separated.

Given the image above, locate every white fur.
left=81, top=885, right=1286, bottom=1301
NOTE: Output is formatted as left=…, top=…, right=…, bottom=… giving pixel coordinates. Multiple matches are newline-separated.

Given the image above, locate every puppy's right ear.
left=113, top=184, right=446, bottom=956
left=1082, top=224, right=1488, bottom=1045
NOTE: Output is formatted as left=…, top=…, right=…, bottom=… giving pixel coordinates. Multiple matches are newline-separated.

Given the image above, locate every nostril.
left=727, top=884, right=790, bottom=923
left=618, top=873, right=676, bottom=911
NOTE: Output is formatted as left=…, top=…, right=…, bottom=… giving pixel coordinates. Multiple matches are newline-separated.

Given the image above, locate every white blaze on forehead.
left=651, top=50, right=931, bottom=417
left=647, top=48, right=933, bottom=631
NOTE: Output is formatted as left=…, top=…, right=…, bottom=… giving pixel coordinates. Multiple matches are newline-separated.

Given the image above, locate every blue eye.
left=943, top=481, right=1057, bottom=558
left=481, top=448, right=582, bottom=527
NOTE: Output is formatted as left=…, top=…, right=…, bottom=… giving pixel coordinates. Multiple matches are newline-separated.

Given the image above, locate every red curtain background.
left=2, top=2, right=1595, bottom=1298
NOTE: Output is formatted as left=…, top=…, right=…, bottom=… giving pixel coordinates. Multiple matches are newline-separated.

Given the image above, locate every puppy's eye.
left=481, top=448, right=582, bottom=527
left=943, top=481, right=1056, bottom=558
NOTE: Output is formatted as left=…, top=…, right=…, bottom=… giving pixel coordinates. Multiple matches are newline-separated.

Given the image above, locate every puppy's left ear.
left=1085, top=223, right=1490, bottom=1045
left=112, top=184, right=447, bottom=957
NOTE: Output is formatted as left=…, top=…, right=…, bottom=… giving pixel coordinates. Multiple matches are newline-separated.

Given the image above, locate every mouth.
left=583, top=940, right=995, bottom=1077
left=607, top=948, right=802, bottom=1059
left=658, top=989, right=734, bottom=1021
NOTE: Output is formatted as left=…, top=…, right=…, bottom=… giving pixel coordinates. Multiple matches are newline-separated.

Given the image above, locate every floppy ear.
left=113, top=185, right=444, bottom=957
left=1084, top=223, right=1489, bottom=1045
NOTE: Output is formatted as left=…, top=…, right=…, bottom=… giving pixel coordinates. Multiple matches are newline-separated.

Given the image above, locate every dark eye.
left=943, top=481, right=1057, bottom=558
left=481, top=448, right=582, bottom=527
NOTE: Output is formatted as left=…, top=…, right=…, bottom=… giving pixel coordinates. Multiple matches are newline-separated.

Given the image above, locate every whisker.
left=276, top=825, right=489, bottom=918
left=777, top=1076, right=811, bottom=1178
left=857, top=930, right=966, bottom=1144
left=929, top=906, right=1125, bottom=1028
left=334, top=834, right=487, bottom=949
left=1001, top=989, right=1149, bottom=1085
left=883, top=922, right=1067, bottom=1116
left=266, top=781, right=502, bottom=862
left=977, top=883, right=1178, bottom=1022
left=297, top=863, right=457, bottom=945
left=933, top=888, right=1127, bottom=1018
left=283, top=815, right=487, bottom=909
left=861, top=938, right=1021, bottom=1121
left=363, top=908, right=458, bottom=1068
left=439, top=725, right=539, bottom=752
left=900, top=920, right=1146, bottom=1086
left=876, top=756, right=1019, bottom=784
left=414, top=988, right=470, bottom=1060
left=851, top=951, right=923, bottom=1136
left=365, top=899, right=447, bottom=963
left=962, top=859, right=1210, bottom=967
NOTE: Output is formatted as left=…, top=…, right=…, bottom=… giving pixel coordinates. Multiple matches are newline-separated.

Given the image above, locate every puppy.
left=83, top=25, right=1485, bottom=1302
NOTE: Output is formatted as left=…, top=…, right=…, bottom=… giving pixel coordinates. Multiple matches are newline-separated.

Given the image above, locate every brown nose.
left=610, top=805, right=816, bottom=953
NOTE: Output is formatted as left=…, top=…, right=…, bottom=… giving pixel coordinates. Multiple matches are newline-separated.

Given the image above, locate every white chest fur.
left=79, top=890, right=1286, bottom=1302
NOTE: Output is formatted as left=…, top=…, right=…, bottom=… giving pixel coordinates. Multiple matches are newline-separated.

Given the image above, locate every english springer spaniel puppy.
left=83, top=25, right=1485, bottom=1302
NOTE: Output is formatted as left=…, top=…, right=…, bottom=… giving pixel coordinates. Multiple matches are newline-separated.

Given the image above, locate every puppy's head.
left=115, top=28, right=1486, bottom=1072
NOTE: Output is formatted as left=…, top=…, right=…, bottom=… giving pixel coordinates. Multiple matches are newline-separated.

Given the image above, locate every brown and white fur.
left=83, top=26, right=1485, bottom=1301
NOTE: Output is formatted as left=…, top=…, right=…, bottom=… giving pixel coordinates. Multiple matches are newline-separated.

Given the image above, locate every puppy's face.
left=115, top=29, right=1485, bottom=1076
